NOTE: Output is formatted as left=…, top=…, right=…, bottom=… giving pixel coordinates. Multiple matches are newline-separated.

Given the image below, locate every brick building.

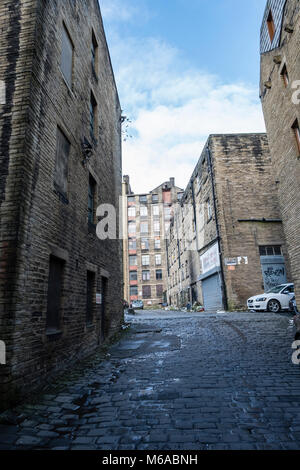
left=260, top=0, right=300, bottom=306
left=0, top=0, right=123, bottom=409
left=123, top=176, right=183, bottom=307
left=167, top=134, right=291, bottom=311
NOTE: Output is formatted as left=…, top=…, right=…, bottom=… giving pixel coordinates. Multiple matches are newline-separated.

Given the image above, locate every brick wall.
left=0, top=0, right=123, bottom=409
left=260, top=0, right=300, bottom=306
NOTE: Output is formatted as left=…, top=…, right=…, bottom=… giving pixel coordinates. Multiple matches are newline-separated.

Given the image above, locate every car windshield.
left=266, top=285, right=286, bottom=294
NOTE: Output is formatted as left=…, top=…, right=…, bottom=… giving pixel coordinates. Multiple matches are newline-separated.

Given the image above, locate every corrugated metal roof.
left=260, top=0, right=287, bottom=53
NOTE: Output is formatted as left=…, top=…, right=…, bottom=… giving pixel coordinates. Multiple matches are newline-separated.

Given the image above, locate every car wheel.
left=267, top=299, right=281, bottom=313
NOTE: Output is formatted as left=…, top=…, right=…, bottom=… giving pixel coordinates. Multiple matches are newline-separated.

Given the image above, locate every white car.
left=247, top=283, right=295, bottom=313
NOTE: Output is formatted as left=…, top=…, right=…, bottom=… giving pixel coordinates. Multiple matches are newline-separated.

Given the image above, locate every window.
left=140, top=222, right=148, bottom=234
left=88, top=174, right=96, bottom=225
left=283, top=285, right=295, bottom=294
left=90, top=91, right=98, bottom=138
left=129, top=255, right=137, bottom=266
left=154, top=221, right=160, bottom=234
left=156, top=285, right=163, bottom=297
left=128, top=222, right=136, bottom=235
left=281, top=64, right=289, bottom=87
left=207, top=199, right=212, bottom=221
left=259, top=245, right=282, bottom=256
left=267, top=10, right=275, bottom=43
left=142, top=285, right=151, bottom=299
left=142, top=255, right=150, bottom=266
left=155, top=254, right=162, bottom=266
left=128, top=239, right=136, bottom=250
left=130, top=286, right=138, bottom=296
left=153, top=205, right=160, bottom=216
left=139, top=195, right=147, bottom=203
left=128, top=196, right=135, bottom=203
left=152, top=194, right=159, bottom=203
left=91, top=30, right=98, bottom=77
left=292, top=120, right=300, bottom=155
left=128, top=206, right=136, bottom=218
left=140, top=206, right=148, bottom=217
left=141, top=238, right=149, bottom=250
left=46, top=256, right=65, bottom=332
left=86, top=271, right=95, bottom=324
left=155, top=238, right=161, bottom=250
left=178, top=193, right=183, bottom=201
left=130, top=271, right=137, bottom=281
left=142, top=270, right=150, bottom=281
left=54, top=127, right=70, bottom=197
left=61, top=24, right=73, bottom=88
left=156, top=269, right=163, bottom=280
left=164, top=206, right=172, bottom=219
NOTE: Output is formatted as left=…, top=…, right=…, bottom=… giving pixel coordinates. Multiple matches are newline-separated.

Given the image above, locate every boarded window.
left=46, top=256, right=65, bottom=331
left=61, top=24, right=73, bottom=88
left=267, top=10, right=275, bottom=43
left=54, top=127, right=70, bottom=197
left=86, top=271, right=95, bottom=324
left=142, top=285, right=151, bottom=299
left=281, top=64, right=289, bottom=87
left=156, top=285, right=163, bottom=297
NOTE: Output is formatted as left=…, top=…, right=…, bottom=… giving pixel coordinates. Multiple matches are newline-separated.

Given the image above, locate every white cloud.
left=103, top=21, right=266, bottom=194
left=100, top=0, right=144, bottom=23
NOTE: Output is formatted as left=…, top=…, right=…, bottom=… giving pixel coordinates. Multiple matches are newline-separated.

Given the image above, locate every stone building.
left=123, top=176, right=183, bottom=307
left=167, top=134, right=291, bottom=311
left=260, top=0, right=300, bottom=306
left=0, top=0, right=123, bottom=409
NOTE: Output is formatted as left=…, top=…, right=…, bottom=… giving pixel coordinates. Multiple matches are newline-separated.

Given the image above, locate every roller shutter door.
left=202, top=273, right=223, bottom=312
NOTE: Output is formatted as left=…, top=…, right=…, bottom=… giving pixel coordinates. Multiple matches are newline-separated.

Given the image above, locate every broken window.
left=142, top=285, right=151, bottom=299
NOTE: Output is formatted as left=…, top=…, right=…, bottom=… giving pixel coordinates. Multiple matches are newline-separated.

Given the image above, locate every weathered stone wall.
left=167, top=134, right=290, bottom=311
left=260, top=0, right=300, bottom=306
left=211, top=133, right=291, bottom=310
left=0, top=0, right=123, bottom=409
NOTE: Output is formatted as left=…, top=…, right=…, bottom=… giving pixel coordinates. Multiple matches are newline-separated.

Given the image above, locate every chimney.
left=170, top=177, right=175, bottom=187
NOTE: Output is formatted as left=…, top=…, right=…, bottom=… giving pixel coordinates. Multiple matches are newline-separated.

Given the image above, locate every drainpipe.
left=206, top=142, right=228, bottom=311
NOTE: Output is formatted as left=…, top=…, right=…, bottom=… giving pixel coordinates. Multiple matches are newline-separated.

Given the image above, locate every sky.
left=100, top=0, right=267, bottom=194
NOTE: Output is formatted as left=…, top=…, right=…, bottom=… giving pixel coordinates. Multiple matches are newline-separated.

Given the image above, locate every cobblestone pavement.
left=1, top=309, right=300, bottom=450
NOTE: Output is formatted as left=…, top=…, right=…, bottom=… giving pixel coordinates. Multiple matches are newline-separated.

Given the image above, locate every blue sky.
left=100, top=0, right=267, bottom=193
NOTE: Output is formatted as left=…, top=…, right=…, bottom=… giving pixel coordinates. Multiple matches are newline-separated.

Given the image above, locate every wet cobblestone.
left=0, top=310, right=300, bottom=450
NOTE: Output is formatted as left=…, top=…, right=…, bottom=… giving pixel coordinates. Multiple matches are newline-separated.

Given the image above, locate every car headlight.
left=256, top=297, right=267, bottom=302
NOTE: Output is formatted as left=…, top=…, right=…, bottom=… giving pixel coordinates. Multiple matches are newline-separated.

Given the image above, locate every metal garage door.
left=202, top=273, right=223, bottom=312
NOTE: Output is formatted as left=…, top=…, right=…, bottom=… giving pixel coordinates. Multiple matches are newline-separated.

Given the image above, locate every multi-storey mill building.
left=123, top=177, right=183, bottom=307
